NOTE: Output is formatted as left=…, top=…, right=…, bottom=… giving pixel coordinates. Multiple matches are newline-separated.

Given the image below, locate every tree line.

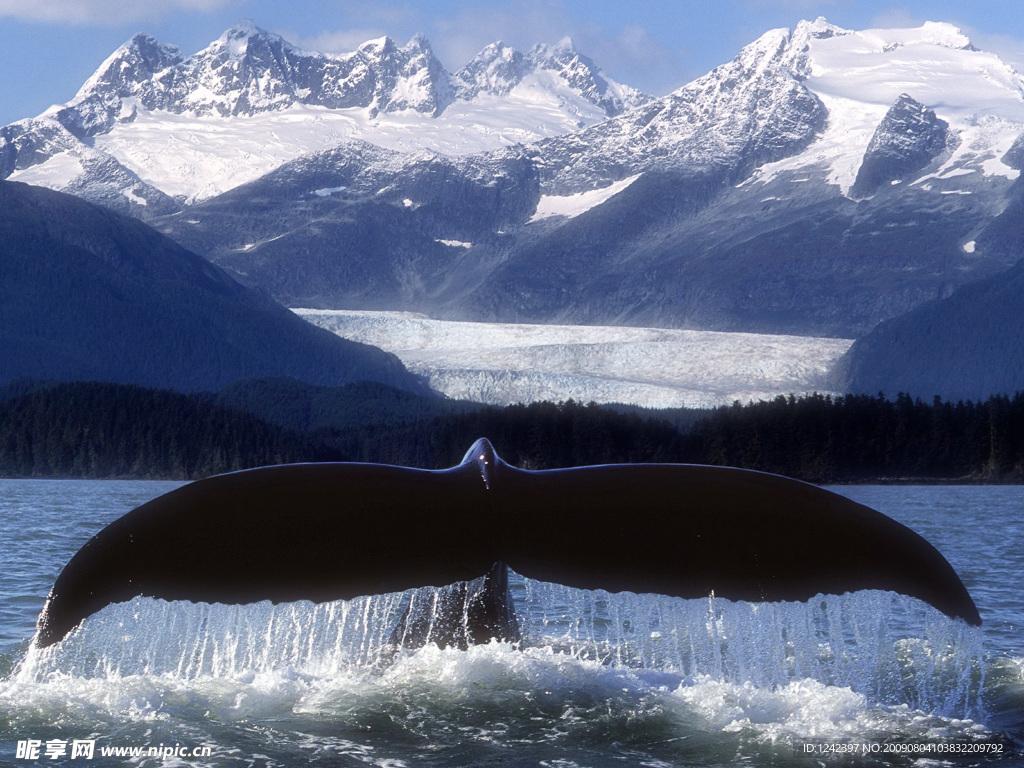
left=3, top=381, right=1024, bottom=482
left=0, top=381, right=338, bottom=479
left=687, top=392, right=1024, bottom=482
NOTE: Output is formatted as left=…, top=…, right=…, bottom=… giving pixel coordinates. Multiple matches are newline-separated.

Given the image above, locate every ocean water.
left=0, top=479, right=1021, bottom=767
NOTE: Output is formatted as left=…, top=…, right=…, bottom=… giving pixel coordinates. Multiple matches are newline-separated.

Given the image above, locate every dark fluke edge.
left=387, top=561, right=521, bottom=651
left=35, top=439, right=980, bottom=649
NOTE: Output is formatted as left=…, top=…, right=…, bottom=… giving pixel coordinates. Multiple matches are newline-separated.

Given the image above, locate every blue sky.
left=2, top=0, right=1024, bottom=127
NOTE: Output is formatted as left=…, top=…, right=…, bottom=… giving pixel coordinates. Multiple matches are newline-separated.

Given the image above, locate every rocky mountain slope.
left=833, top=138, right=1024, bottom=400
left=128, top=19, right=1024, bottom=339
left=830, top=257, right=1024, bottom=402
left=4, top=18, right=1024, bottom=399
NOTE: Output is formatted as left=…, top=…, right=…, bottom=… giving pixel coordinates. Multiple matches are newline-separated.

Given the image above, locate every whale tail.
left=35, top=438, right=980, bottom=649
left=388, top=561, right=520, bottom=650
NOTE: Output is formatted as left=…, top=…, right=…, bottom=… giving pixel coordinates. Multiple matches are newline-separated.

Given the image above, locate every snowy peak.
left=348, top=33, right=454, bottom=117
left=58, top=24, right=645, bottom=126
left=177, top=22, right=304, bottom=116
left=746, top=18, right=1024, bottom=195
left=851, top=93, right=949, bottom=196
left=537, top=15, right=1016, bottom=196
left=796, top=16, right=848, bottom=41
left=61, top=23, right=457, bottom=123
left=453, top=42, right=527, bottom=99
left=876, top=20, right=974, bottom=51
left=668, top=21, right=828, bottom=138
left=526, top=38, right=650, bottom=116
left=74, top=33, right=183, bottom=101
left=57, top=33, right=183, bottom=136
left=539, top=20, right=830, bottom=192
left=453, top=38, right=649, bottom=116
left=215, top=20, right=280, bottom=51
left=169, top=24, right=454, bottom=118
left=60, top=22, right=307, bottom=125
left=802, top=19, right=1024, bottom=116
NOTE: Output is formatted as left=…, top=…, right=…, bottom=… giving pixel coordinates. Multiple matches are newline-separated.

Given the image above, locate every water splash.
left=17, top=576, right=985, bottom=719
left=518, top=582, right=986, bottom=718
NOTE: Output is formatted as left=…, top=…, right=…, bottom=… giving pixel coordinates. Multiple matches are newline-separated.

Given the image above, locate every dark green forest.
left=0, top=381, right=339, bottom=478
left=688, top=392, right=1024, bottom=482
left=3, top=380, right=1024, bottom=482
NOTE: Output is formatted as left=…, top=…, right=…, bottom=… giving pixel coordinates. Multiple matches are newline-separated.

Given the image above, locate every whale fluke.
left=387, top=561, right=521, bottom=650
left=34, top=438, right=980, bottom=649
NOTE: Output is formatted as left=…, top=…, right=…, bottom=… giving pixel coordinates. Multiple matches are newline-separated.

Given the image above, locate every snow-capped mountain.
left=64, top=22, right=455, bottom=124
left=0, top=23, right=646, bottom=205
left=453, top=38, right=648, bottom=117
left=535, top=17, right=1024, bottom=193
left=133, top=17, right=1024, bottom=343
left=6, top=17, right=1024, bottom=382
left=442, top=18, right=1024, bottom=336
left=849, top=94, right=950, bottom=197
left=536, top=19, right=831, bottom=193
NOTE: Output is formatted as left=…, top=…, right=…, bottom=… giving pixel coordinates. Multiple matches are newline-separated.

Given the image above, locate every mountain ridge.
left=1, top=22, right=647, bottom=206
left=0, top=179, right=425, bottom=393
left=4, top=18, right=1024, bottom=400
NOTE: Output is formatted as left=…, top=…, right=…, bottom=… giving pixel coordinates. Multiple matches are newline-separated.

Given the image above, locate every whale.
left=387, top=560, right=521, bottom=650
left=34, top=438, right=980, bottom=649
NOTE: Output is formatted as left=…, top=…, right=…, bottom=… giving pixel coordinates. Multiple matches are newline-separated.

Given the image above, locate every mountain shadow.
left=0, top=180, right=425, bottom=393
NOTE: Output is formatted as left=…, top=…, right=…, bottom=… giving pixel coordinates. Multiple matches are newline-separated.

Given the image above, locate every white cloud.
left=0, top=0, right=239, bottom=25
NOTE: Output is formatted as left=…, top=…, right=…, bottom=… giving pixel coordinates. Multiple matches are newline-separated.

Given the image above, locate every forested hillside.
left=4, top=382, right=1024, bottom=482
left=0, top=382, right=338, bottom=478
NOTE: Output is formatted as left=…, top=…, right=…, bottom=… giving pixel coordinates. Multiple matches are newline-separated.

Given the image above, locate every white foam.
left=5, top=585, right=988, bottom=737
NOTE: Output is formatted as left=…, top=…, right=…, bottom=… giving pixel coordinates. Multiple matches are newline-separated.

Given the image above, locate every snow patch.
left=531, top=173, right=641, bottom=222
left=963, top=240, right=976, bottom=253
left=313, top=186, right=347, bottom=197
left=293, top=309, right=852, bottom=409
left=123, top=186, right=148, bottom=206
left=7, top=152, right=83, bottom=188
left=437, top=239, right=472, bottom=248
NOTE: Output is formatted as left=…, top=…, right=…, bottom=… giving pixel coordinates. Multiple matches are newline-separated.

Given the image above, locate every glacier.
left=293, top=310, right=852, bottom=409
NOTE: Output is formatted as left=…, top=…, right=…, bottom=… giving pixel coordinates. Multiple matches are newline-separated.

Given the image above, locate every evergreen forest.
left=3, top=380, right=1024, bottom=483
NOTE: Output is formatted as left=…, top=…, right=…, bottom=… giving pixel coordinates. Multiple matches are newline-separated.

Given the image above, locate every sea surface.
left=0, top=479, right=1022, bottom=767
